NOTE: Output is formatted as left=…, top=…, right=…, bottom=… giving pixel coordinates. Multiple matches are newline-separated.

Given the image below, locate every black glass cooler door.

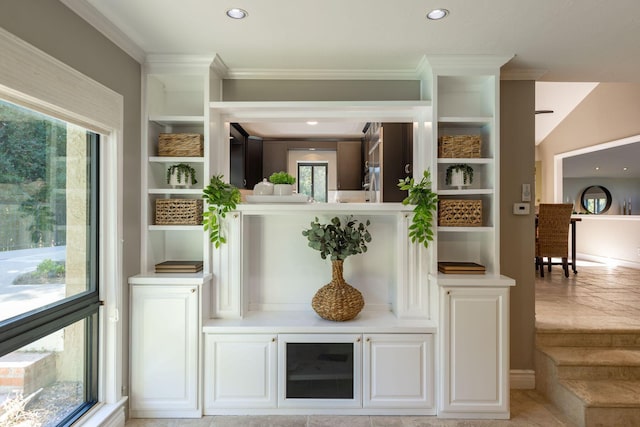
left=285, top=342, right=354, bottom=399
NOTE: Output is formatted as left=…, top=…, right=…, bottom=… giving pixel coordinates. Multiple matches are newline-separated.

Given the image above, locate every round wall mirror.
left=580, top=185, right=612, bottom=214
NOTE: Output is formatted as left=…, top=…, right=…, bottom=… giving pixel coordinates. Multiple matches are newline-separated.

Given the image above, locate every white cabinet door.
left=130, top=284, right=199, bottom=418
left=440, top=286, right=509, bottom=418
left=363, top=334, right=434, bottom=410
left=204, top=334, right=277, bottom=411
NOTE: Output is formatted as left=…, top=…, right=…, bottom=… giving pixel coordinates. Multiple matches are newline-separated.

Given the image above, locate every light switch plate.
left=513, top=202, right=530, bottom=215
left=522, top=184, right=531, bottom=202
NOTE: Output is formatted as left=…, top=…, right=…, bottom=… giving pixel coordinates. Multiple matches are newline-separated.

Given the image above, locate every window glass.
left=0, top=99, right=97, bottom=322
left=0, top=315, right=98, bottom=426
left=0, top=97, right=100, bottom=426
left=297, top=162, right=328, bottom=203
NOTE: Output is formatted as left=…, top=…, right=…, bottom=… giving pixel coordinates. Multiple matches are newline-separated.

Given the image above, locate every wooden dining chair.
left=535, top=203, right=573, bottom=277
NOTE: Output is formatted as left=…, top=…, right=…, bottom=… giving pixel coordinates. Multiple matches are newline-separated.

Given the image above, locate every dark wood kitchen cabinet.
left=381, top=123, right=413, bottom=202
left=337, top=140, right=363, bottom=190
left=230, top=123, right=263, bottom=189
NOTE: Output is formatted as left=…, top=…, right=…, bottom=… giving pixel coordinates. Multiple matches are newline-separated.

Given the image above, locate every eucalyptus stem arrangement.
left=302, top=215, right=372, bottom=322
left=202, top=174, right=241, bottom=248
left=398, top=170, right=438, bottom=248
left=302, top=215, right=372, bottom=261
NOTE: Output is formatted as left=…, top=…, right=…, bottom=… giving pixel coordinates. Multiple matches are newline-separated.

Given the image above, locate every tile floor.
left=126, top=261, right=640, bottom=427
left=535, top=260, right=640, bottom=331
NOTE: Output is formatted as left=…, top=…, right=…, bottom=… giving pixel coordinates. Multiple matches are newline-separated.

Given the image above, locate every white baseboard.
left=75, top=398, right=127, bottom=427
left=510, top=369, right=535, bottom=389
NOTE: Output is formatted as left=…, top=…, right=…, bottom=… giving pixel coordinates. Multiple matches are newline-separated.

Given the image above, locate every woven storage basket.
left=438, top=199, right=482, bottom=226
left=155, top=199, right=203, bottom=225
left=438, top=135, right=481, bottom=158
left=158, top=133, right=203, bottom=157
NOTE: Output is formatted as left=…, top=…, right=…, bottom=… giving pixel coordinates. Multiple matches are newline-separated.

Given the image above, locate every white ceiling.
left=63, top=0, right=640, bottom=83
left=61, top=0, right=640, bottom=175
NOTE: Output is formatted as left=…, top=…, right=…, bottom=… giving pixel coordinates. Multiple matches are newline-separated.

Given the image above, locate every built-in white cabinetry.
left=130, top=56, right=219, bottom=419
left=142, top=57, right=212, bottom=274
left=439, top=285, right=510, bottom=419
left=429, top=56, right=515, bottom=419
left=130, top=55, right=516, bottom=420
left=363, top=334, right=434, bottom=409
left=433, top=72, right=499, bottom=275
left=129, top=281, right=202, bottom=418
left=203, top=334, right=277, bottom=410
left=202, top=332, right=435, bottom=415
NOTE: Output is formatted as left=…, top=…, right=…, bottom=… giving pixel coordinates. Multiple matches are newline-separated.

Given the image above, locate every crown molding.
left=210, top=55, right=229, bottom=79
left=425, top=54, right=514, bottom=74
left=61, top=0, right=145, bottom=63
left=225, top=67, right=422, bottom=80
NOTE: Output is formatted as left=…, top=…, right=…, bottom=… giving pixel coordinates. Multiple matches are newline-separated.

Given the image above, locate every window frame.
left=0, top=109, right=102, bottom=423
left=297, top=161, right=328, bottom=202
left=0, top=26, right=125, bottom=424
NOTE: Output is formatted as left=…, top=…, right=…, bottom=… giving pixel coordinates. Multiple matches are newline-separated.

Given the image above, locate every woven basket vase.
left=311, top=259, right=365, bottom=322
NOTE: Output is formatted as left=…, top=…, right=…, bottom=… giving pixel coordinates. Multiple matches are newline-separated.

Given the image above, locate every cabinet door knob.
left=272, top=337, right=276, bottom=342
left=405, top=163, right=411, bottom=174
left=191, top=288, right=196, bottom=293
left=356, top=337, right=361, bottom=342
left=366, top=337, right=370, bottom=342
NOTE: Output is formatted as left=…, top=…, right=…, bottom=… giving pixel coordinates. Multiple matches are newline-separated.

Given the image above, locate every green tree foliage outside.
left=0, top=100, right=67, bottom=249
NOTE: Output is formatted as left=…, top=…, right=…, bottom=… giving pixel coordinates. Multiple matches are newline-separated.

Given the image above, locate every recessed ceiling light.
left=307, top=121, right=318, bottom=125
left=226, top=8, right=248, bottom=19
left=623, top=167, right=629, bottom=171
left=595, top=167, right=600, bottom=171
left=426, top=8, right=449, bottom=20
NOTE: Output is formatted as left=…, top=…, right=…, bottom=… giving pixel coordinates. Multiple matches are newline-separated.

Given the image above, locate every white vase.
left=273, top=184, right=293, bottom=196
left=253, top=178, right=274, bottom=195
left=449, top=170, right=470, bottom=190
left=169, top=170, right=192, bottom=188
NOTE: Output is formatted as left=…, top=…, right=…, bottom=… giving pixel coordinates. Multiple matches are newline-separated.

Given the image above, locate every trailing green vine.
left=398, top=170, right=438, bottom=248
left=167, top=163, right=198, bottom=185
left=202, top=175, right=241, bottom=248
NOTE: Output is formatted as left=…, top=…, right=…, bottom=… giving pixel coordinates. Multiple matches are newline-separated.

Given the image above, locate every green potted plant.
left=269, top=171, right=296, bottom=196
left=202, top=174, right=241, bottom=248
left=445, top=164, right=474, bottom=189
left=167, top=163, right=197, bottom=188
left=302, top=215, right=372, bottom=321
left=398, top=170, right=438, bottom=248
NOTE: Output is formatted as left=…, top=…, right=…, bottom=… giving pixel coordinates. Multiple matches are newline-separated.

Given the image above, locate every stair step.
left=560, top=379, right=640, bottom=426
left=561, top=379, right=640, bottom=408
left=537, top=330, right=640, bottom=348
left=540, top=346, right=640, bottom=380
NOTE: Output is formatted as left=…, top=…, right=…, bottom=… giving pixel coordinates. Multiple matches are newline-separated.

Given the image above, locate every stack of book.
left=438, top=262, right=486, bottom=274
left=155, top=260, right=203, bottom=273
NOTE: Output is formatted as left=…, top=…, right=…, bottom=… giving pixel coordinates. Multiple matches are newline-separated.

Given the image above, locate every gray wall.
left=0, top=0, right=141, bottom=401
left=500, top=80, right=536, bottom=371
left=223, top=79, right=421, bottom=101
